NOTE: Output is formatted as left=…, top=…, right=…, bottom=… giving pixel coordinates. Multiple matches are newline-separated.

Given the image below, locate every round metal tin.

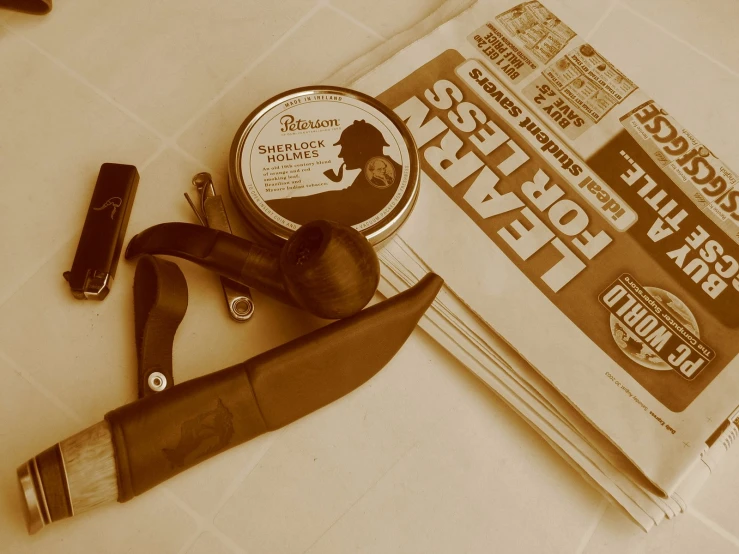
left=229, top=86, right=419, bottom=248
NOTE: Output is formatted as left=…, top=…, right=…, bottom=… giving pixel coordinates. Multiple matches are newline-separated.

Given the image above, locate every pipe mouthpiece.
left=125, top=222, right=219, bottom=261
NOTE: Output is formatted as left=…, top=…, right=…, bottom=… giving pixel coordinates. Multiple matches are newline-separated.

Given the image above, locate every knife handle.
left=17, top=420, right=116, bottom=535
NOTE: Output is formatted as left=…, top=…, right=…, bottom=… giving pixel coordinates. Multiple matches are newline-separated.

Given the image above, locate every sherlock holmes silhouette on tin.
left=266, top=120, right=402, bottom=227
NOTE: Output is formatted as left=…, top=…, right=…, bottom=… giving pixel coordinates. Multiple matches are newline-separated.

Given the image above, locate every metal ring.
left=17, top=461, right=45, bottom=534
left=147, top=371, right=167, bottom=392
left=230, top=296, right=254, bottom=321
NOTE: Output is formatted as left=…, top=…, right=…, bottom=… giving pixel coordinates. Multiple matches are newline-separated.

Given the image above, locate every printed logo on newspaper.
left=620, top=100, right=739, bottom=243
left=599, top=274, right=715, bottom=380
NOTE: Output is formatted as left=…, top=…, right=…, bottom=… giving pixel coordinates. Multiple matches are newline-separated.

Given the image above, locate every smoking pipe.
left=125, top=219, right=379, bottom=320
left=17, top=273, right=443, bottom=534
left=323, top=163, right=345, bottom=183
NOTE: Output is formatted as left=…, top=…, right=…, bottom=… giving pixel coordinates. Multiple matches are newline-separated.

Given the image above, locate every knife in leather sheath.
left=17, top=271, right=444, bottom=540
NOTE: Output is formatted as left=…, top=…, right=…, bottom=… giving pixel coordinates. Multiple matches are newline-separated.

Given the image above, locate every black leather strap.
left=133, top=255, right=188, bottom=399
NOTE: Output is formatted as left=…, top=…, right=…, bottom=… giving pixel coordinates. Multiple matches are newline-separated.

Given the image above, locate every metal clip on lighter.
left=185, top=172, right=255, bottom=322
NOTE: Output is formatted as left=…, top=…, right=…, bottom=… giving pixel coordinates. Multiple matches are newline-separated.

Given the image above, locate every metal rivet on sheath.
left=231, top=297, right=254, bottom=320
left=148, top=372, right=167, bottom=392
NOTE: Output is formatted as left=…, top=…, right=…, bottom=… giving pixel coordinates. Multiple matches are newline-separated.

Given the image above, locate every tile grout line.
left=172, top=518, right=207, bottom=554
left=165, top=427, right=281, bottom=554
left=0, top=19, right=248, bottom=178
left=0, top=237, right=74, bottom=312
left=689, top=508, right=739, bottom=549
left=179, top=382, right=464, bottom=554
left=1, top=20, right=231, bottom=192
left=326, top=2, right=386, bottom=42
left=182, top=433, right=282, bottom=554
left=296, top=389, right=478, bottom=552
left=206, top=432, right=280, bottom=521
left=0, top=349, right=84, bottom=425
left=169, top=0, right=326, bottom=142
left=617, top=1, right=739, bottom=80
left=0, top=22, right=170, bottom=146
left=574, top=497, right=609, bottom=554
left=163, top=488, right=248, bottom=554
left=139, top=143, right=171, bottom=174
left=300, top=440, right=422, bottom=554
left=171, top=145, right=221, bottom=178
left=584, top=0, right=620, bottom=41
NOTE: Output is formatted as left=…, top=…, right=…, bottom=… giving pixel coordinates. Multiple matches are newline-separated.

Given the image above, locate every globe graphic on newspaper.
left=609, top=287, right=700, bottom=371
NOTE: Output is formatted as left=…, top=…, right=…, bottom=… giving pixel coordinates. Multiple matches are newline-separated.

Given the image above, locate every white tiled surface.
left=1, top=0, right=739, bottom=552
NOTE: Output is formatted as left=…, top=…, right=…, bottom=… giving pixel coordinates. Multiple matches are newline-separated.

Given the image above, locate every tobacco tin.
left=229, top=86, right=419, bottom=248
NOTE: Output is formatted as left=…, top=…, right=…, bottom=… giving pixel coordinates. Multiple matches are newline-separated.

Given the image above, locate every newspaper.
left=337, top=0, right=739, bottom=529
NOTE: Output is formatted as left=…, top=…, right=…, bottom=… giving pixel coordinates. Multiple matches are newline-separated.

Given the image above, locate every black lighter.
left=63, top=163, right=139, bottom=300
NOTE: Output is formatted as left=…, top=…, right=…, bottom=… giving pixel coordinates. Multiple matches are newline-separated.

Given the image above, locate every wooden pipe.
left=125, top=219, right=380, bottom=320
left=17, top=273, right=443, bottom=534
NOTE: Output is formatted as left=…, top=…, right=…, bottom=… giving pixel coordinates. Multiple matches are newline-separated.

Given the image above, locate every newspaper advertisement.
left=352, top=0, right=739, bottom=494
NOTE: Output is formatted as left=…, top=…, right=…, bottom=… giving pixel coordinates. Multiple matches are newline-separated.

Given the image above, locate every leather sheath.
left=105, top=365, right=266, bottom=502
left=104, top=272, right=443, bottom=502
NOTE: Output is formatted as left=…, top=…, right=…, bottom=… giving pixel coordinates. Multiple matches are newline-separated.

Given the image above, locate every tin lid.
left=229, top=86, right=419, bottom=247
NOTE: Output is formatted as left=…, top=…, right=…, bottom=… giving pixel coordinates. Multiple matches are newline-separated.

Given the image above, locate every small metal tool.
left=185, top=172, right=254, bottom=321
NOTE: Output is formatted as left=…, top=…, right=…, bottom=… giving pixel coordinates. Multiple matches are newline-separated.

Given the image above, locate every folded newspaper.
left=333, top=0, right=739, bottom=530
